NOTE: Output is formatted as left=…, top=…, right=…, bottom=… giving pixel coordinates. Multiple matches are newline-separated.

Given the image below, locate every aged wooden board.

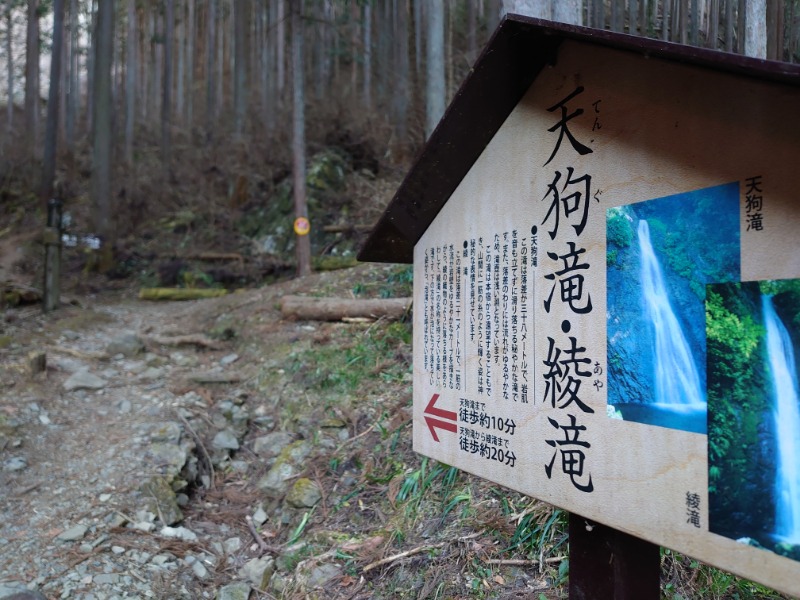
left=413, top=40, right=800, bottom=596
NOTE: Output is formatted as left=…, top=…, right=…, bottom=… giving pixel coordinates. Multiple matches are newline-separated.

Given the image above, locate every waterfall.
left=638, top=220, right=704, bottom=407
left=762, top=295, right=800, bottom=543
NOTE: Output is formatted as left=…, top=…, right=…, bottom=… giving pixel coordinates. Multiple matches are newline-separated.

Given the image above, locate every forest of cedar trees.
left=0, top=0, right=798, bottom=283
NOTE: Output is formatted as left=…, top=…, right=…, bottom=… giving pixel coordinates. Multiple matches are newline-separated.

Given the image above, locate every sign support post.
left=568, top=512, right=660, bottom=600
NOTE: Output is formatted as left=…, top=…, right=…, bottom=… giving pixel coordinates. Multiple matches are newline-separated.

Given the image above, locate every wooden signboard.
left=360, top=17, right=800, bottom=598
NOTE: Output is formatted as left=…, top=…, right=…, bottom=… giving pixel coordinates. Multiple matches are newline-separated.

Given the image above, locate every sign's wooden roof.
left=358, top=14, right=800, bottom=264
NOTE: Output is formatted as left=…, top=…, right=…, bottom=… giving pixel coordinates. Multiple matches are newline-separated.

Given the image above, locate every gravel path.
left=0, top=300, right=242, bottom=599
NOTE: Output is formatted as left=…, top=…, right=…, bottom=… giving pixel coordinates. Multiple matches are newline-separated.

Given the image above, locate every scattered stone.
left=159, top=526, right=198, bottom=541
left=63, top=370, right=107, bottom=392
left=131, top=522, right=155, bottom=532
left=138, top=366, right=165, bottom=381
left=99, top=493, right=112, bottom=502
left=3, top=456, right=27, bottom=472
left=286, top=478, right=322, bottom=508
left=299, top=562, right=343, bottom=590
left=257, top=440, right=313, bottom=498
left=37, top=412, right=50, bottom=425
left=111, top=546, right=125, bottom=554
left=223, top=537, right=242, bottom=555
left=147, top=442, right=189, bottom=474
left=106, top=333, right=145, bottom=357
left=118, top=399, right=132, bottom=413
left=187, top=371, right=242, bottom=384
left=239, top=555, right=275, bottom=590
left=149, top=422, right=182, bottom=443
left=93, top=573, right=119, bottom=585
left=185, top=555, right=209, bottom=579
left=217, top=582, right=251, bottom=600
left=252, top=431, right=294, bottom=458
left=252, top=507, right=268, bottom=527
left=0, top=591, right=48, bottom=600
left=212, top=429, right=240, bottom=451
left=141, top=476, right=183, bottom=526
left=56, top=524, right=88, bottom=542
left=220, top=353, right=239, bottom=366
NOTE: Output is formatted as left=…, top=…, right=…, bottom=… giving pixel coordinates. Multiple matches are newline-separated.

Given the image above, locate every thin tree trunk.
left=234, top=0, right=247, bottom=136
left=25, top=0, right=40, bottom=156
left=187, top=0, right=194, bottom=126
left=425, top=0, right=444, bottom=139
left=162, top=0, right=173, bottom=168
left=745, top=0, right=767, bottom=57
left=125, top=0, right=135, bottom=164
left=206, top=0, right=216, bottom=136
left=41, top=0, right=65, bottom=204
left=392, top=0, right=410, bottom=155
left=176, top=1, right=184, bottom=126
left=291, top=0, right=310, bottom=277
left=5, top=4, right=13, bottom=135
left=91, top=0, right=114, bottom=272
left=725, top=0, right=734, bottom=50
left=709, top=0, right=719, bottom=47
left=277, top=0, right=285, bottom=93
left=66, top=0, right=79, bottom=148
left=363, top=2, right=371, bottom=109
left=467, top=0, right=476, bottom=63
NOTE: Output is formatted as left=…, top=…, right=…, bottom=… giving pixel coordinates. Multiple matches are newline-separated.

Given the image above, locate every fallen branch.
left=245, top=515, right=281, bottom=555
left=362, top=542, right=446, bottom=573
left=138, top=288, right=228, bottom=301
left=280, top=296, right=412, bottom=322
left=176, top=414, right=216, bottom=490
left=142, top=333, right=222, bottom=350
left=483, top=556, right=566, bottom=566
left=47, top=345, right=107, bottom=360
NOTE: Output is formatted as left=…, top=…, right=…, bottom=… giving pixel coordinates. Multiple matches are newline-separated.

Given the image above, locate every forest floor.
left=0, top=260, right=795, bottom=600
left=0, top=262, right=565, bottom=600
left=0, top=129, right=794, bottom=598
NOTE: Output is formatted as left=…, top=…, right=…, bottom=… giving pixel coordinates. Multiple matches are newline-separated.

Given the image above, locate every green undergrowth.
left=238, top=266, right=794, bottom=599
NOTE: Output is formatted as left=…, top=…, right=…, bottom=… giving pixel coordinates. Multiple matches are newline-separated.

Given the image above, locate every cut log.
left=142, top=334, right=223, bottom=350
left=138, top=288, right=228, bottom=301
left=280, top=296, right=412, bottom=322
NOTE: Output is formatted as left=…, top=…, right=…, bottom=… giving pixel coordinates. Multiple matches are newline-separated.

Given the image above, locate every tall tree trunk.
left=5, top=4, right=13, bottom=135
left=362, top=2, right=371, bottom=109
left=162, top=0, right=173, bottom=168
left=392, top=0, right=410, bottom=157
left=425, top=0, right=444, bottom=138
left=41, top=0, right=65, bottom=205
left=66, top=0, right=79, bottom=149
left=125, top=0, right=135, bottom=164
left=25, top=0, right=40, bottom=156
left=187, top=0, right=195, bottom=127
left=554, top=0, right=582, bottom=25
left=206, top=0, right=216, bottom=137
left=277, top=0, right=285, bottom=93
left=501, top=0, right=551, bottom=18
left=767, top=0, right=785, bottom=59
left=176, top=0, right=184, bottom=126
left=466, top=0, right=476, bottom=63
left=291, top=0, right=310, bottom=277
left=91, top=0, right=114, bottom=272
left=233, top=0, right=248, bottom=137
left=745, top=0, right=767, bottom=56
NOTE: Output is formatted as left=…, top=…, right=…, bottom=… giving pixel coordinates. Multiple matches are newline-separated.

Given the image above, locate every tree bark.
left=233, top=0, right=248, bottom=137
left=425, top=0, right=444, bottom=139
left=90, top=0, right=114, bottom=273
left=362, top=2, right=372, bottom=109
left=5, top=3, right=13, bottom=135
left=161, top=0, right=173, bottom=167
left=24, top=0, right=40, bottom=156
left=280, top=296, right=412, bottom=321
left=206, top=0, right=216, bottom=138
left=291, top=0, right=310, bottom=277
left=745, top=0, right=767, bottom=57
left=554, top=0, right=582, bottom=25
left=125, top=0, right=136, bottom=164
left=40, top=0, right=65, bottom=205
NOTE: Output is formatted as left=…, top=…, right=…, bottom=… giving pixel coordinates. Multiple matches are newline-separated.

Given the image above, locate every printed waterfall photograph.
left=605, top=182, right=741, bottom=434
left=707, top=280, right=800, bottom=562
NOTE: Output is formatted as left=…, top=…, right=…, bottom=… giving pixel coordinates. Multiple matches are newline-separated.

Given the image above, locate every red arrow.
left=424, top=394, right=457, bottom=442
